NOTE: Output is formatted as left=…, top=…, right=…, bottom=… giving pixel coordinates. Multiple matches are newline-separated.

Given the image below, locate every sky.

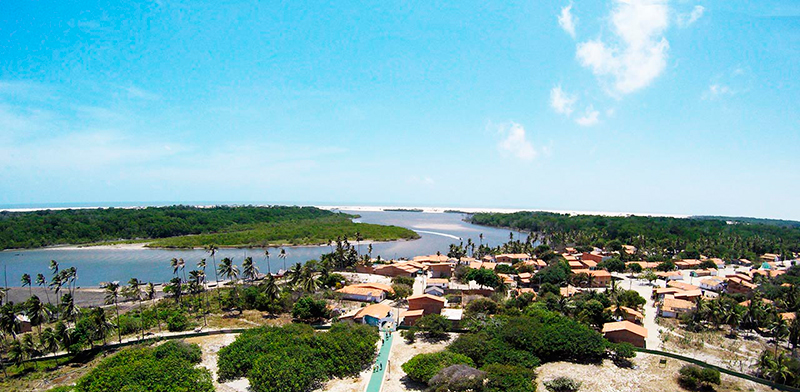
left=1, top=1, right=799, bottom=219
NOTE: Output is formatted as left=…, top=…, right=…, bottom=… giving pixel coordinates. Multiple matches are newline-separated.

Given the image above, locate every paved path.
left=365, top=330, right=394, bottom=392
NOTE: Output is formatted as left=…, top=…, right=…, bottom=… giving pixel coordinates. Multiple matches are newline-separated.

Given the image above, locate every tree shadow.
left=399, top=375, right=427, bottom=391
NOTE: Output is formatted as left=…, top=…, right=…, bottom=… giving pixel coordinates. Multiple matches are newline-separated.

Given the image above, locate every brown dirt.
left=383, top=332, right=457, bottom=392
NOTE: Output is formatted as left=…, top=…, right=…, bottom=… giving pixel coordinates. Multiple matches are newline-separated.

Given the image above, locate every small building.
left=340, top=303, right=393, bottom=327
left=699, top=277, right=725, bottom=292
left=426, top=278, right=450, bottom=288
left=517, top=272, right=533, bottom=286
left=580, top=252, right=606, bottom=264
left=607, top=306, right=644, bottom=324
left=656, top=271, right=683, bottom=281
left=427, top=263, right=453, bottom=278
left=659, top=295, right=696, bottom=318
left=673, top=289, right=703, bottom=302
left=424, top=286, right=445, bottom=296
left=726, top=276, right=757, bottom=294
left=408, top=294, right=446, bottom=316
left=653, top=287, right=684, bottom=301
left=560, top=285, right=580, bottom=297
left=667, top=281, right=700, bottom=291
left=690, top=268, right=717, bottom=277
left=441, top=308, right=464, bottom=325
left=413, top=254, right=451, bottom=264
left=336, top=283, right=394, bottom=303
left=469, top=261, right=497, bottom=270
left=761, top=253, right=781, bottom=263
left=602, top=321, right=648, bottom=348
left=16, top=315, right=32, bottom=334
left=572, top=269, right=612, bottom=288
left=401, top=309, right=425, bottom=326
left=495, top=253, right=531, bottom=265
left=373, top=261, right=424, bottom=277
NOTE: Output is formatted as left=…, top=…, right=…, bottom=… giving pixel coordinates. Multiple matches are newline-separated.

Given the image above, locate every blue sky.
left=1, top=1, right=799, bottom=219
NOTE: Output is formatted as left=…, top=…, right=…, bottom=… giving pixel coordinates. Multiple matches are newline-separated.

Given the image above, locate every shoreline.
left=2, top=237, right=414, bottom=253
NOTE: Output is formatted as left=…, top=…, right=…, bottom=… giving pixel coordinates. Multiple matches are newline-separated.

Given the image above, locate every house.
left=659, top=295, right=696, bottom=318
left=413, top=254, right=451, bottom=264
left=340, top=303, right=393, bottom=327
left=426, top=278, right=449, bottom=289
left=427, top=263, right=453, bottom=278
left=517, top=272, right=533, bottom=286
left=726, top=276, right=757, bottom=294
left=667, top=281, right=700, bottom=291
left=560, top=285, right=580, bottom=297
left=441, top=308, right=464, bottom=325
left=571, top=269, right=612, bottom=287
left=408, top=294, right=446, bottom=316
left=602, top=321, right=648, bottom=348
left=656, top=271, right=683, bottom=281
left=469, top=261, right=497, bottom=270
left=497, top=273, right=516, bottom=287
left=690, top=268, right=717, bottom=277
left=580, top=252, right=606, bottom=264
left=336, top=283, right=394, bottom=303
left=627, top=261, right=660, bottom=270
left=565, top=247, right=578, bottom=254
left=424, top=286, right=445, bottom=296
left=607, top=306, right=644, bottom=324
left=738, top=298, right=774, bottom=307
left=653, top=287, right=684, bottom=301
left=708, top=258, right=726, bottom=268
left=622, top=245, right=638, bottom=254
left=401, top=309, right=425, bottom=326
left=495, top=253, right=531, bottom=265
left=673, top=290, right=703, bottom=302
left=675, top=259, right=702, bottom=269
left=373, top=261, right=424, bottom=277
left=761, top=253, right=781, bottom=263
left=699, top=277, right=725, bottom=292
left=522, top=259, right=548, bottom=270
left=16, top=315, right=32, bottom=333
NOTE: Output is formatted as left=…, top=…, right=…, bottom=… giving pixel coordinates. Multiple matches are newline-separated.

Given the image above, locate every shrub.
left=393, top=276, right=415, bottom=286
left=448, top=332, right=491, bottom=367
left=75, top=344, right=213, bottom=392
left=678, top=364, right=720, bottom=390
left=466, top=298, right=498, bottom=315
left=415, top=314, right=450, bottom=339
left=402, top=351, right=474, bottom=383
left=656, top=260, right=677, bottom=272
left=543, top=376, right=582, bottom=392
left=428, top=364, right=486, bottom=392
left=291, top=296, right=330, bottom=322
left=217, top=322, right=378, bottom=391
left=392, top=283, right=413, bottom=300
left=483, top=363, right=537, bottom=392
left=153, top=340, right=202, bottom=363
left=166, top=312, right=190, bottom=332
left=402, top=328, right=417, bottom=343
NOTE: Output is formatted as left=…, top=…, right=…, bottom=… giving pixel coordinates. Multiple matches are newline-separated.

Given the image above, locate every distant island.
left=0, top=205, right=419, bottom=250
left=383, top=208, right=424, bottom=212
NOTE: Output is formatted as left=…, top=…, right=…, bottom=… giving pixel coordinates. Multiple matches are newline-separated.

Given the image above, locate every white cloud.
left=703, top=84, right=734, bottom=100
left=558, top=4, right=577, bottom=38
left=575, top=106, right=600, bottom=126
left=496, top=122, right=536, bottom=161
left=125, top=86, right=161, bottom=101
left=550, top=86, right=577, bottom=116
left=576, top=0, right=670, bottom=95
left=677, top=5, right=705, bottom=28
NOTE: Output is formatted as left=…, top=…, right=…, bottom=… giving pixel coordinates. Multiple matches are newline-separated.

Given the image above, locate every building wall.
left=604, top=330, right=646, bottom=348
left=409, top=299, right=444, bottom=315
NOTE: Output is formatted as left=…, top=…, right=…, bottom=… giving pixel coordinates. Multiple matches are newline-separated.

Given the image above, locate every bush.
left=415, top=314, right=450, bottom=340
left=401, top=351, right=474, bottom=383
left=217, top=322, right=378, bottom=391
left=678, top=365, right=720, bottom=390
left=483, top=363, right=537, bottom=392
left=153, top=340, right=202, bottom=363
left=75, top=344, right=213, bottom=392
left=166, top=312, right=190, bottom=332
left=393, top=276, right=415, bottom=286
left=392, top=283, right=413, bottom=300
left=466, top=298, right=498, bottom=315
left=291, top=296, right=330, bottom=322
left=543, top=376, right=582, bottom=392
left=428, top=364, right=486, bottom=392
left=656, top=260, right=677, bottom=272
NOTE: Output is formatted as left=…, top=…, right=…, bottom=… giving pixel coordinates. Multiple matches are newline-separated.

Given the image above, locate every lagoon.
left=0, top=210, right=524, bottom=287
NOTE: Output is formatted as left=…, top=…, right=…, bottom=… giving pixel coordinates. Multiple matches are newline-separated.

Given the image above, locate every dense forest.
left=469, top=212, right=800, bottom=260
left=0, top=206, right=418, bottom=249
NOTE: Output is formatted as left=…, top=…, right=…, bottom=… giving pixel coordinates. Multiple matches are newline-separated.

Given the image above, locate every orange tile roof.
left=607, top=306, right=644, bottom=320
left=662, top=295, right=696, bottom=313
left=354, top=303, right=391, bottom=320
left=602, top=321, right=648, bottom=338
left=408, top=294, right=446, bottom=303
left=667, top=281, right=700, bottom=291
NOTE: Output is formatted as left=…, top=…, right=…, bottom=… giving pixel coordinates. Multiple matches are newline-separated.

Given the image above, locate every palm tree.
left=170, top=258, right=185, bottom=282
left=218, top=257, right=239, bottom=311
left=21, top=273, right=32, bottom=298
left=206, top=244, right=222, bottom=305
left=126, top=278, right=144, bottom=340
left=355, top=231, right=363, bottom=255
left=49, top=260, right=59, bottom=277
left=190, top=269, right=208, bottom=326
left=198, top=259, right=211, bottom=313
left=300, top=267, right=319, bottom=293
left=104, top=282, right=122, bottom=344
left=144, top=282, right=161, bottom=332
left=36, top=273, right=50, bottom=305
left=261, top=274, right=279, bottom=303
left=59, top=293, right=79, bottom=325
left=39, top=327, right=59, bottom=357
left=242, top=256, right=259, bottom=281
left=49, top=274, right=63, bottom=319
left=25, top=295, right=48, bottom=334
left=264, top=249, right=271, bottom=275
left=279, top=248, right=287, bottom=273
left=288, top=263, right=303, bottom=287
left=0, top=304, right=19, bottom=341
left=89, top=307, right=113, bottom=346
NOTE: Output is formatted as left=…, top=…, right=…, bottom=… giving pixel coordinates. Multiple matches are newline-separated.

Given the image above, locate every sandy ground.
left=383, top=332, right=457, bottom=392
left=536, top=353, right=773, bottom=392
left=314, top=367, right=372, bottom=392
left=185, top=333, right=249, bottom=392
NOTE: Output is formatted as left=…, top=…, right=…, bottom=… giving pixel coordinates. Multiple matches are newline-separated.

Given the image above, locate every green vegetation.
left=0, top=205, right=418, bottom=249
left=401, top=351, right=474, bottom=383
left=543, top=376, right=582, bottom=392
left=75, top=340, right=213, bottom=392
left=469, top=211, right=800, bottom=260
left=217, top=322, right=378, bottom=392
left=677, top=364, right=720, bottom=391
